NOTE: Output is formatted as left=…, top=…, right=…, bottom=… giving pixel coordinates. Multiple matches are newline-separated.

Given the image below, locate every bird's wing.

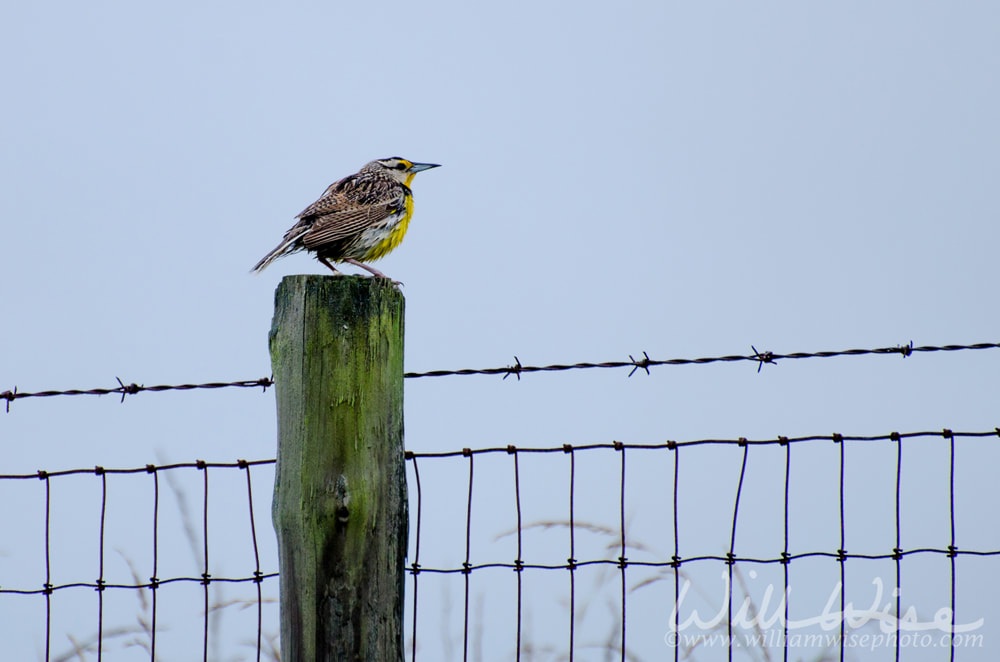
left=292, top=173, right=408, bottom=248
left=300, top=196, right=406, bottom=249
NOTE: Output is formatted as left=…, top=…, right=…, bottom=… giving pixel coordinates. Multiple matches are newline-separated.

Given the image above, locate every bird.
left=252, top=157, right=440, bottom=282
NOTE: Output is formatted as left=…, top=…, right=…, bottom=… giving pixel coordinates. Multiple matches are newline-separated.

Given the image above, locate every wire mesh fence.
left=404, top=431, right=1000, bottom=661
left=3, top=430, right=997, bottom=660
left=0, top=460, right=279, bottom=661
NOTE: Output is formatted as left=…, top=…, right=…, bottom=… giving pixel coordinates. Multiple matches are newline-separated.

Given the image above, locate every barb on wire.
left=750, top=345, right=774, bottom=373
left=503, top=356, right=523, bottom=381
left=403, top=340, right=1000, bottom=379
left=628, top=352, right=652, bottom=377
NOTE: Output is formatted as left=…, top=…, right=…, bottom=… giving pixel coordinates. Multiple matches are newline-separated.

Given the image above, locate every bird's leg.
left=318, top=256, right=343, bottom=275
left=343, top=258, right=387, bottom=278
left=343, top=258, right=403, bottom=286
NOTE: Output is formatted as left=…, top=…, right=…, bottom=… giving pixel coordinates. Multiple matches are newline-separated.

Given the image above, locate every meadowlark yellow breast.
left=251, top=157, right=439, bottom=281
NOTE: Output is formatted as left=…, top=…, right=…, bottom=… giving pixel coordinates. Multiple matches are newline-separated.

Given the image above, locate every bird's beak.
left=408, top=162, right=440, bottom=173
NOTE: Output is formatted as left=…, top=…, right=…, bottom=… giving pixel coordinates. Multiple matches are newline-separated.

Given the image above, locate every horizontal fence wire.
left=0, top=459, right=277, bottom=662
left=0, top=574, right=280, bottom=597
left=0, top=458, right=276, bottom=481
left=2, top=341, right=999, bottom=409
left=402, top=428, right=1000, bottom=459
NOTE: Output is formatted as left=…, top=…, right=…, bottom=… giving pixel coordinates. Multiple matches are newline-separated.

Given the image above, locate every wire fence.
left=2, top=340, right=998, bottom=660
left=405, top=431, right=1000, bottom=661
left=0, top=460, right=278, bottom=662
left=3, top=430, right=998, bottom=660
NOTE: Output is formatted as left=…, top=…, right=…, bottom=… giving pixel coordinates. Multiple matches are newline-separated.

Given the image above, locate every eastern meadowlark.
left=251, top=157, right=440, bottom=281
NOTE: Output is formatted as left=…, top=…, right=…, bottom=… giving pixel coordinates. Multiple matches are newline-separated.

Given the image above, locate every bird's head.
left=367, top=157, right=441, bottom=186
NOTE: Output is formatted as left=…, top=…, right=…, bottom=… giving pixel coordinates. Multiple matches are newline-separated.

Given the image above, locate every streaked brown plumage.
left=251, top=157, right=439, bottom=281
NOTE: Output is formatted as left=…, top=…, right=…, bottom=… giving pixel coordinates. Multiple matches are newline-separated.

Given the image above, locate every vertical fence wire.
left=462, top=450, right=474, bottom=662
left=727, top=442, right=750, bottom=661
left=43, top=472, right=52, bottom=662
left=201, top=462, right=210, bottom=662
left=836, top=434, right=846, bottom=662
left=409, top=455, right=423, bottom=662
left=671, top=443, right=679, bottom=662
left=567, top=445, right=576, bottom=662
left=893, top=433, right=902, bottom=662
left=241, top=461, right=264, bottom=662
left=948, top=430, right=957, bottom=662
left=616, top=442, right=627, bottom=662
left=782, top=439, right=790, bottom=662
left=97, top=469, right=107, bottom=662
left=150, top=466, right=159, bottom=662
left=511, top=448, right=523, bottom=662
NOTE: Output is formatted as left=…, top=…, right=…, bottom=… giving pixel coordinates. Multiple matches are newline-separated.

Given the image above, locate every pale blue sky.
left=2, top=2, right=999, bottom=660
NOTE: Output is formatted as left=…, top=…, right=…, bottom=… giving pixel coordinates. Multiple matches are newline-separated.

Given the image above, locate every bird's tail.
left=250, top=229, right=309, bottom=273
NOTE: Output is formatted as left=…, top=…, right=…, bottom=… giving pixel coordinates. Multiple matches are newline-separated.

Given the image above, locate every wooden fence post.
left=268, top=275, right=407, bottom=662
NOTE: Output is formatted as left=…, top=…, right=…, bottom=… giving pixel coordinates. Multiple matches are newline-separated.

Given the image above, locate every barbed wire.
left=3, top=341, right=998, bottom=410
left=403, top=340, right=1000, bottom=379
left=0, top=377, right=275, bottom=411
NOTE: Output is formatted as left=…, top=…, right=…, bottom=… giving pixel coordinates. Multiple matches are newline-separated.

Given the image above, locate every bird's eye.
left=396, top=162, right=407, bottom=170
